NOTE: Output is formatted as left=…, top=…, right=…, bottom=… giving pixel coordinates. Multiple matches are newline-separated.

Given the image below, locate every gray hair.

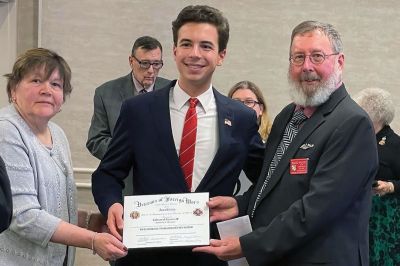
left=290, top=21, right=343, bottom=55
left=354, top=87, right=395, bottom=125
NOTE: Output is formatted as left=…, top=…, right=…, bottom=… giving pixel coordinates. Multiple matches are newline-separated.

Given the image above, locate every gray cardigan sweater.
left=0, top=105, right=77, bottom=266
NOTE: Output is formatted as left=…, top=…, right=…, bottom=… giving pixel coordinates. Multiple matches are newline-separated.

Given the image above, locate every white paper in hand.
left=216, top=215, right=252, bottom=266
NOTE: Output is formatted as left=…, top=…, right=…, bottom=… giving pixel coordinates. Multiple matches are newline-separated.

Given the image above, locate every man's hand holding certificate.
left=123, top=192, right=209, bottom=249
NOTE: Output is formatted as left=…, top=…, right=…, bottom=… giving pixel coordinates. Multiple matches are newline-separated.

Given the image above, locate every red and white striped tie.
left=179, top=98, right=199, bottom=190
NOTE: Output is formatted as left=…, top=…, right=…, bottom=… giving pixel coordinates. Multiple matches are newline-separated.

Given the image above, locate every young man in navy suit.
left=194, top=21, right=378, bottom=266
left=92, top=5, right=263, bottom=266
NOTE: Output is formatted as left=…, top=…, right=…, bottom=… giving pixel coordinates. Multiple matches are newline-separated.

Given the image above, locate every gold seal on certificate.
left=123, top=192, right=210, bottom=249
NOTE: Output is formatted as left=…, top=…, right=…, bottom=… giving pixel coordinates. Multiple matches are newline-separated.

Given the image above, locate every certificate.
left=123, top=192, right=210, bottom=249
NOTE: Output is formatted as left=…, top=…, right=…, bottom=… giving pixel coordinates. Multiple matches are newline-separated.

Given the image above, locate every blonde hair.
left=228, top=80, right=272, bottom=141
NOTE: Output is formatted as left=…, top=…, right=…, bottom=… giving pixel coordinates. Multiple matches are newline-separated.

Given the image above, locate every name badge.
left=290, top=158, right=308, bottom=175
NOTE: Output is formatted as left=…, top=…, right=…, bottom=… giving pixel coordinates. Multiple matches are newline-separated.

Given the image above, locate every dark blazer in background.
left=0, top=156, right=12, bottom=233
left=237, top=85, right=378, bottom=266
left=86, top=73, right=170, bottom=159
left=92, top=80, right=263, bottom=266
left=375, top=125, right=400, bottom=192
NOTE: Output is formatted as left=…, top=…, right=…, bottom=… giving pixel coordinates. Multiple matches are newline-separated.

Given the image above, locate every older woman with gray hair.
left=0, top=48, right=127, bottom=265
left=355, top=87, right=400, bottom=266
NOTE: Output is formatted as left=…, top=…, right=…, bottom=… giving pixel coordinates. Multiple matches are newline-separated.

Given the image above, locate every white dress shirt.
left=170, top=82, right=219, bottom=191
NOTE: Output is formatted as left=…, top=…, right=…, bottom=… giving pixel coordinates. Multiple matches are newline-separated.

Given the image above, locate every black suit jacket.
left=92, top=80, right=263, bottom=266
left=0, top=156, right=12, bottom=233
left=375, top=125, right=400, bottom=194
left=237, top=85, right=378, bottom=266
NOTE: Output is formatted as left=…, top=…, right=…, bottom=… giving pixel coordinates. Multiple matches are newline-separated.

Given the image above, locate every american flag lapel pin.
left=224, top=118, right=232, bottom=126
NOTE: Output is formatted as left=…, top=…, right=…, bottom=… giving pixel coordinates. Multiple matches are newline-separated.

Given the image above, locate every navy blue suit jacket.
left=92, top=80, right=263, bottom=266
left=237, top=85, right=378, bottom=266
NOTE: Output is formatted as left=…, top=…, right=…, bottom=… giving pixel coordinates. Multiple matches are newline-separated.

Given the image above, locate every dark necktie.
left=139, top=89, right=147, bottom=94
left=251, top=109, right=307, bottom=217
left=179, top=98, right=199, bottom=190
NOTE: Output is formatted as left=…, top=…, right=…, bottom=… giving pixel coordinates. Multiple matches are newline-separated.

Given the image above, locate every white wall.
left=0, top=0, right=17, bottom=106
left=6, top=0, right=400, bottom=169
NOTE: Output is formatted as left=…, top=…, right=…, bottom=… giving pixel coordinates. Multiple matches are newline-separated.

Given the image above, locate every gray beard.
left=288, top=68, right=340, bottom=107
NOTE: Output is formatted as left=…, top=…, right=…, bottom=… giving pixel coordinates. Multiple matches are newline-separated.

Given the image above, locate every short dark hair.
left=131, top=36, right=163, bottom=56
left=5, top=48, right=72, bottom=103
left=172, top=5, right=229, bottom=52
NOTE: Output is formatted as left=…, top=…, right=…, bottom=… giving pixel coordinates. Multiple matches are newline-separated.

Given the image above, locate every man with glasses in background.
left=194, top=20, right=378, bottom=266
left=87, top=36, right=170, bottom=196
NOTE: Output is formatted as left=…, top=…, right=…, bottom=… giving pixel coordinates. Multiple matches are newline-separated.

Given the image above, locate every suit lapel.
left=154, top=77, right=166, bottom=90
left=252, top=85, right=349, bottom=210
left=119, top=73, right=135, bottom=100
left=248, top=104, right=295, bottom=209
left=150, top=81, right=188, bottom=191
left=196, top=89, right=233, bottom=191
left=256, top=111, right=325, bottom=205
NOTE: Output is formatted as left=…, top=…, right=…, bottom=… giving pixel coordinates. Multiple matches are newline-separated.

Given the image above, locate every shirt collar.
left=295, top=105, right=316, bottom=118
left=172, top=82, right=214, bottom=113
left=131, top=72, right=155, bottom=93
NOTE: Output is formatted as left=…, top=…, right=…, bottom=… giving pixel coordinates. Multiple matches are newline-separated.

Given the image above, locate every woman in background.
left=228, top=80, right=272, bottom=142
left=228, top=80, right=271, bottom=194
left=0, top=48, right=127, bottom=265
left=355, top=87, right=400, bottom=266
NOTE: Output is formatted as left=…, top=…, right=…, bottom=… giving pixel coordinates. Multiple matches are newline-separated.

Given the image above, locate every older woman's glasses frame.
left=132, top=55, right=163, bottom=70
left=289, top=52, right=339, bottom=66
